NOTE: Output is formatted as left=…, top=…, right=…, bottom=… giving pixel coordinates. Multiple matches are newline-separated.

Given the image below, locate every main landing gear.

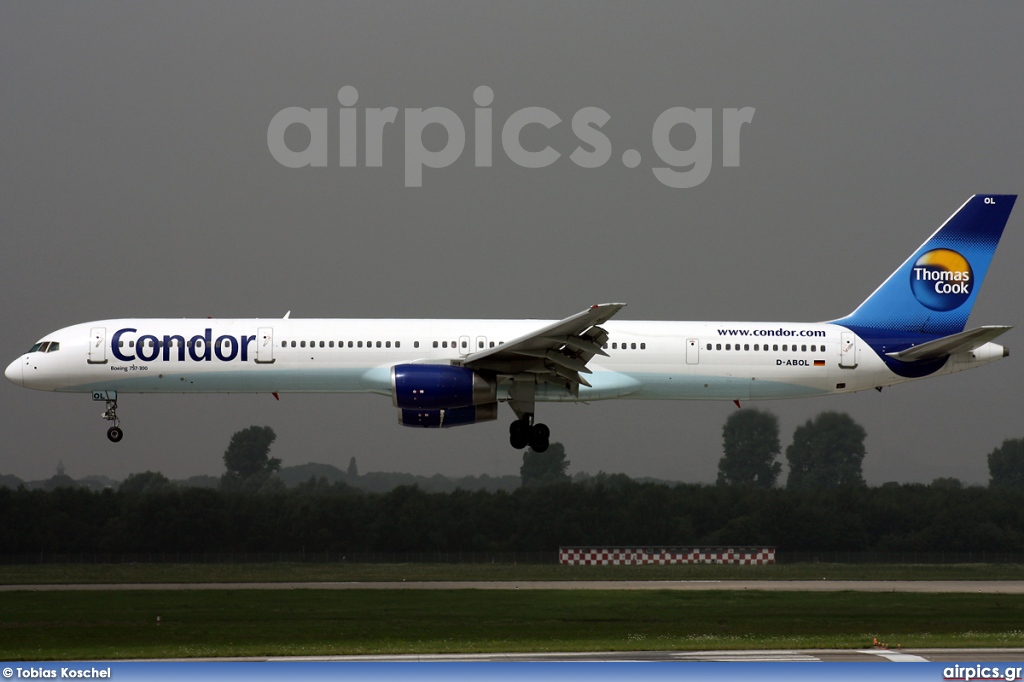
left=96, top=392, right=123, bottom=442
left=509, top=414, right=549, bottom=452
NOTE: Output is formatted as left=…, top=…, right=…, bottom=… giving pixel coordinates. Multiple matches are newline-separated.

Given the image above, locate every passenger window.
left=640, top=343, right=646, bottom=350
left=612, top=343, right=617, bottom=349
left=348, top=341, right=354, bottom=348
left=386, top=341, right=391, bottom=348
left=490, top=342, right=495, bottom=348
left=706, top=344, right=712, bottom=351
left=357, top=341, right=363, bottom=348
left=376, top=341, right=381, bottom=348
left=433, top=341, right=438, bottom=348
left=716, top=344, right=721, bottom=350
left=726, top=344, right=731, bottom=350
left=478, top=341, right=484, bottom=349
left=442, top=341, right=448, bottom=348
left=773, top=344, right=778, bottom=351
left=300, top=341, right=306, bottom=348
left=396, top=341, right=401, bottom=348
left=329, top=341, right=334, bottom=348
left=754, top=344, right=759, bottom=351
left=631, top=343, right=636, bottom=350
left=744, top=344, right=749, bottom=351
left=801, top=344, right=807, bottom=352
left=413, top=341, right=419, bottom=348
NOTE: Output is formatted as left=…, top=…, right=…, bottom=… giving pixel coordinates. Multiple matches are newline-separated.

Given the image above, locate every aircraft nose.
left=5, top=358, right=23, bottom=387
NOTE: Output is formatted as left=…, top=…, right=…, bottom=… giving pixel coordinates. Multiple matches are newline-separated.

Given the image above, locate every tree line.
left=2, top=420, right=1022, bottom=556
left=716, top=408, right=1024, bottom=491
left=4, top=472, right=1024, bottom=555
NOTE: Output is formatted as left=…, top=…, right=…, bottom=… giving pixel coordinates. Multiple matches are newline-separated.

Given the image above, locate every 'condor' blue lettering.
left=110, top=328, right=255, bottom=363
left=111, top=328, right=136, bottom=362
left=215, top=335, right=239, bottom=362
left=162, top=335, right=185, bottom=362
left=137, top=335, right=160, bottom=362
left=188, top=329, right=212, bottom=362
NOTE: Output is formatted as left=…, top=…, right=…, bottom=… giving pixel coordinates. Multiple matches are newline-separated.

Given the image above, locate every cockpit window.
left=27, top=341, right=60, bottom=353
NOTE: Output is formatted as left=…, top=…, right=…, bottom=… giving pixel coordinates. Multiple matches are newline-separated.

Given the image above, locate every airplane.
left=4, top=194, right=1017, bottom=452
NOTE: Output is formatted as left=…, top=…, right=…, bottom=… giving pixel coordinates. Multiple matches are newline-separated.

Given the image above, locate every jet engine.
left=391, top=364, right=496, bottom=409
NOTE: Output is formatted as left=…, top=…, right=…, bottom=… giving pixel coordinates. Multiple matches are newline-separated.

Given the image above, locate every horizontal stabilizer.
left=885, top=325, right=1012, bottom=362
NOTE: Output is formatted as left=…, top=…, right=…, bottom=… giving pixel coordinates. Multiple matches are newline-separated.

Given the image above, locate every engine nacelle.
left=391, top=364, right=496, bottom=409
left=397, top=403, right=499, bottom=428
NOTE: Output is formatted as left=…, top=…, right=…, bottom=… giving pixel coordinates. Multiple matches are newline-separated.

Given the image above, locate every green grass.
left=3, top=561, right=1024, bottom=584
left=2, top=589, right=1024, bottom=660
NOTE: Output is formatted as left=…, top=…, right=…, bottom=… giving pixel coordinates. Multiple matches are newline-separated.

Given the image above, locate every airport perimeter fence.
left=5, top=550, right=1024, bottom=565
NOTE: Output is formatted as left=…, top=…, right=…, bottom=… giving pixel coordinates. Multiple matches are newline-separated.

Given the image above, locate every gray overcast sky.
left=2, top=2, right=1022, bottom=485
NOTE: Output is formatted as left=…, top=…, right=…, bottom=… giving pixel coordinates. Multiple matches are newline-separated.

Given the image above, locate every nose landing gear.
left=93, top=390, right=123, bottom=442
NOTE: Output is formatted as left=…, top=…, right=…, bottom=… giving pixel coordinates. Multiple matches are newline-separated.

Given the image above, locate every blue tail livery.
left=833, top=194, right=1016, bottom=336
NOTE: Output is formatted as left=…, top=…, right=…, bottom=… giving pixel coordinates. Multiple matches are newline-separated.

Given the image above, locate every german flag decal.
left=814, top=360, right=825, bottom=367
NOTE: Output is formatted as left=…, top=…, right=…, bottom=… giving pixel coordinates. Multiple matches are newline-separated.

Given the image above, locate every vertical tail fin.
left=833, top=194, right=1016, bottom=336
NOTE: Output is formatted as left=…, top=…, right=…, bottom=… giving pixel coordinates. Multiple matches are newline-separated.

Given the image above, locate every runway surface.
left=4, top=580, right=1024, bottom=592
left=152, top=648, right=1024, bottom=662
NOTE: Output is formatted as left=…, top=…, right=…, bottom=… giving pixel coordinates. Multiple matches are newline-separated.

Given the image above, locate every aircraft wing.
left=885, top=325, right=1012, bottom=362
left=463, top=303, right=626, bottom=393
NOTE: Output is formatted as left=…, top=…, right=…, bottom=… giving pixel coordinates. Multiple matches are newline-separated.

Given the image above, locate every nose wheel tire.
left=107, top=426, right=124, bottom=443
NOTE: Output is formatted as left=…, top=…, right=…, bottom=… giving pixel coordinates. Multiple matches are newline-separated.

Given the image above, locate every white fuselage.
left=5, top=317, right=1007, bottom=403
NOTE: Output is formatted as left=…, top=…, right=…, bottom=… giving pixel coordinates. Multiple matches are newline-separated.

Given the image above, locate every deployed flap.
left=885, top=325, right=1012, bottom=362
left=464, top=303, right=626, bottom=394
